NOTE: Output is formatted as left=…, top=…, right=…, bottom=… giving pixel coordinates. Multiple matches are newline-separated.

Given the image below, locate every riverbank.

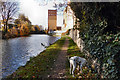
left=6, top=37, right=66, bottom=79
left=2, top=30, right=47, bottom=39
left=5, top=36, right=97, bottom=79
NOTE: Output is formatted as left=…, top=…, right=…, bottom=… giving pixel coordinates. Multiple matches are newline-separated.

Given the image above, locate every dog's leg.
left=70, top=63, right=72, bottom=74
left=80, top=62, right=84, bottom=73
left=77, top=64, right=80, bottom=71
left=80, top=60, right=86, bottom=73
left=80, top=65, right=82, bottom=73
left=72, top=62, right=76, bottom=77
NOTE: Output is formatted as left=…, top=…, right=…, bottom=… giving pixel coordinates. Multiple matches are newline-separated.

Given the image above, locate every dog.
left=68, top=56, right=87, bottom=77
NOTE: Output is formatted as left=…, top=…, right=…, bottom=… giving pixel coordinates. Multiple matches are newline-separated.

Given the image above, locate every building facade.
left=48, top=10, right=57, bottom=31
left=62, top=5, right=76, bottom=32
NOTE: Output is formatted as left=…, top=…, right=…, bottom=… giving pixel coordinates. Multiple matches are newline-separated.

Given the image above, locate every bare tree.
left=0, top=0, right=19, bottom=33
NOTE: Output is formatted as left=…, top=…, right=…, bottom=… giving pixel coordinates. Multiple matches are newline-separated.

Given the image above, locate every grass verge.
left=6, top=37, right=66, bottom=79
left=66, top=37, right=96, bottom=78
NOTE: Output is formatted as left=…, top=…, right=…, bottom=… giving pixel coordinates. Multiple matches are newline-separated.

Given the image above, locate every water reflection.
left=1, top=34, right=60, bottom=78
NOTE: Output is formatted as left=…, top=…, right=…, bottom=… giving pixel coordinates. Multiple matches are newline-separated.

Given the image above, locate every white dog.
left=68, top=56, right=87, bottom=77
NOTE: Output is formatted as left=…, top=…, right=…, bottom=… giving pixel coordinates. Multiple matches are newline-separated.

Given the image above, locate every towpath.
left=48, top=38, right=69, bottom=78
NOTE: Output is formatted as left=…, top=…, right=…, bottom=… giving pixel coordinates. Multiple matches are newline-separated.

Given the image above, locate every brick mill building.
left=48, top=10, right=57, bottom=31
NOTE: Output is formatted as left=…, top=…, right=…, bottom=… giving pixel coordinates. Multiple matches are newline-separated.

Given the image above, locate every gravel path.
left=48, top=38, right=69, bottom=78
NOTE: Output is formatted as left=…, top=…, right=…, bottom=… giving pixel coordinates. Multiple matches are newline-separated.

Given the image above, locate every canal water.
left=0, top=34, right=60, bottom=78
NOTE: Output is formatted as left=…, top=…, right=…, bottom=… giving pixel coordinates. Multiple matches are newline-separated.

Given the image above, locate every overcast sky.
left=19, top=0, right=67, bottom=29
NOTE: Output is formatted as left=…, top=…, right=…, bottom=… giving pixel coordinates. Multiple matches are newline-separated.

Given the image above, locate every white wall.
left=69, top=29, right=85, bottom=52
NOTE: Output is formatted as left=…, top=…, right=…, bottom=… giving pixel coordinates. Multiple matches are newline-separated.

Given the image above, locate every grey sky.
left=19, top=0, right=67, bottom=29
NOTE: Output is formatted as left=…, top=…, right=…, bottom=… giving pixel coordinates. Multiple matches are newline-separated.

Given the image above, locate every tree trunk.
left=5, top=21, right=8, bottom=33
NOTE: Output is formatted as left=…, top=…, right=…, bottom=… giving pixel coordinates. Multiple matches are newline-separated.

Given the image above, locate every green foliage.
left=70, top=2, right=120, bottom=78
left=70, top=2, right=120, bottom=34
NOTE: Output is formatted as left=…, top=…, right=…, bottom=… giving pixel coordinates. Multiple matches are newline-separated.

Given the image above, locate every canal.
left=0, top=34, right=60, bottom=78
